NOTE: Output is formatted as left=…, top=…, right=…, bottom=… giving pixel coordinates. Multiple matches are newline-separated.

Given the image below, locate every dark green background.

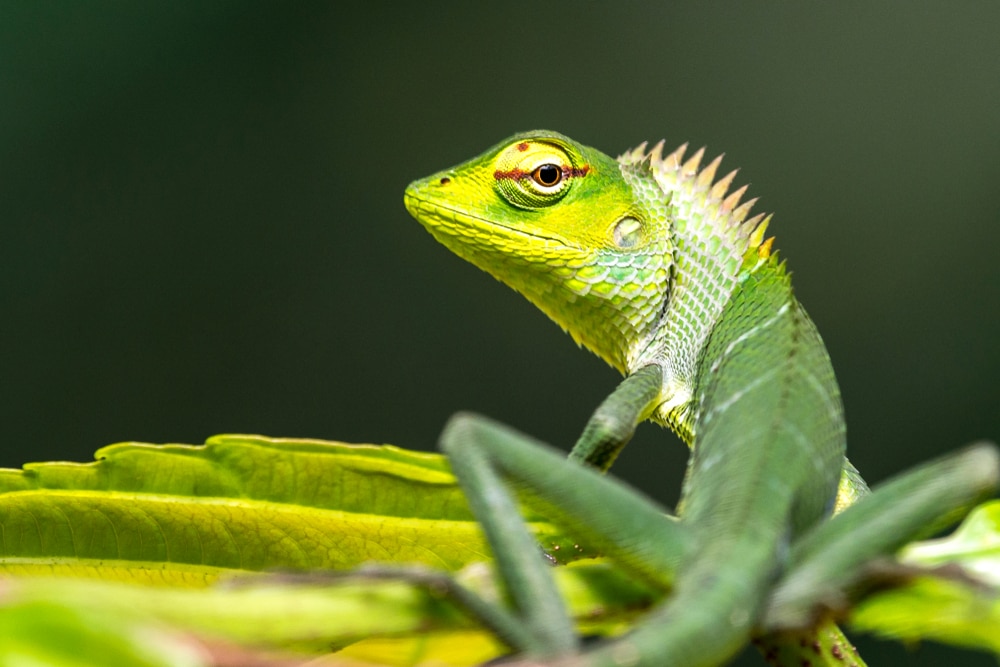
left=2, top=3, right=998, bottom=664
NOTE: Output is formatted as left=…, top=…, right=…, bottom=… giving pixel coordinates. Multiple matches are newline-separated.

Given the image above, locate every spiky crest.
left=619, top=142, right=775, bottom=264
left=618, top=141, right=781, bottom=433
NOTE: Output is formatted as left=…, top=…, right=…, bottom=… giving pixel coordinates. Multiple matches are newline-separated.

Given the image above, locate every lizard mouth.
left=404, top=191, right=576, bottom=248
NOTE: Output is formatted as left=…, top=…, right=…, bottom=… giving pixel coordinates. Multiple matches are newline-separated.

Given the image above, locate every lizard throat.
left=405, top=189, right=673, bottom=375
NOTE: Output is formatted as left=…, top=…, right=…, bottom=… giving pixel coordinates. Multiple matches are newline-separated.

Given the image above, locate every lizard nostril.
left=439, top=177, right=451, bottom=185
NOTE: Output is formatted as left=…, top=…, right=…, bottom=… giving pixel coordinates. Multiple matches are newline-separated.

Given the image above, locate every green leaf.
left=0, top=435, right=639, bottom=664
left=1, top=435, right=469, bottom=519
left=899, top=499, right=1000, bottom=585
left=850, top=576, right=1000, bottom=655
left=849, top=500, right=1000, bottom=655
left=0, top=596, right=206, bottom=667
left=0, top=561, right=657, bottom=664
left=6, top=436, right=999, bottom=664
left=0, top=435, right=590, bottom=584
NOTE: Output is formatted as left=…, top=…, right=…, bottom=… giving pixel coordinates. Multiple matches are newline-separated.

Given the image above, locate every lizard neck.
left=619, top=143, right=775, bottom=442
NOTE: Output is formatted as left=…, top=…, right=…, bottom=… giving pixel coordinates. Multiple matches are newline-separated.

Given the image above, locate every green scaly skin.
left=405, top=131, right=864, bottom=485
left=401, top=131, right=991, bottom=666
left=403, top=130, right=852, bottom=665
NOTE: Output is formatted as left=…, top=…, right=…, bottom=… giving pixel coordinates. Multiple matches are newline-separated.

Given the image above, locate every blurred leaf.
left=0, top=596, right=206, bottom=667
left=850, top=576, right=1000, bottom=655
left=848, top=500, right=1000, bottom=656
left=899, top=500, right=1000, bottom=585
left=0, top=561, right=656, bottom=665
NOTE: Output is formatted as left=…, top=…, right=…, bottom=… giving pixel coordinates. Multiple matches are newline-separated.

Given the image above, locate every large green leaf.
left=3, top=436, right=1000, bottom=665
left=0, top=435, right=590, bottom=585
left=0, top=434, right=640, bottom=664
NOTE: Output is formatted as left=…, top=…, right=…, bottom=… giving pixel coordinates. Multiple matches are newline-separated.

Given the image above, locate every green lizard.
left=402, top=131, right=997, bottom=666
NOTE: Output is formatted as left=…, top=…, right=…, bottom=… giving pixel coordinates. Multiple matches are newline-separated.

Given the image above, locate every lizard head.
left=404, top=130, right=674, bottom=373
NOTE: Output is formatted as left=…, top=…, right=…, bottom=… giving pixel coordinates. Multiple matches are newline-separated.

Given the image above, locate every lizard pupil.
left=533, top=164, right=562, bottom=187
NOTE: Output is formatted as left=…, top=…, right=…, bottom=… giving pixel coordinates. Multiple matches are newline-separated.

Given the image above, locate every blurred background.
left=2, top=3, right=998, bottom=664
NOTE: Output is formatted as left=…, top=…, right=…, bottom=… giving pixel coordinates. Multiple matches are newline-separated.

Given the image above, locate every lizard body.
left=405, top=130, right=857, bottom=492
left=402, top=131, right=987, bottom=665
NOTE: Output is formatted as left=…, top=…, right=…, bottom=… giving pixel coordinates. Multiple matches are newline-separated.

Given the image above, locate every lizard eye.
left=493, top=140, right=579, bottom=210
left=532, top=164, right=563, bottom=188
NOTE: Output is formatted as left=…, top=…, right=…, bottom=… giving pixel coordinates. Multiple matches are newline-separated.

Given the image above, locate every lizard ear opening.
left=613, top=216, right=643, bottom=248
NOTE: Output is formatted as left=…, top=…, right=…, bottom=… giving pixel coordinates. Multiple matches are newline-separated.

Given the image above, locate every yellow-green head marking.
left=405, top=130, right=774, bottom=433
left=404, top=131, right=675, bottom=373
